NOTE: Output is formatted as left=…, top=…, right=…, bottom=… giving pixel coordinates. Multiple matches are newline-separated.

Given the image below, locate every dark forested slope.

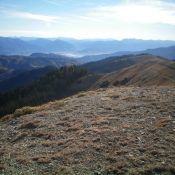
left=0, top=66, right=87, bottom=117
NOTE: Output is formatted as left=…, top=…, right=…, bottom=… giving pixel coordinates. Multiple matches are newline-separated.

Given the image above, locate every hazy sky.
left=0, top=0, right=175, bottom=40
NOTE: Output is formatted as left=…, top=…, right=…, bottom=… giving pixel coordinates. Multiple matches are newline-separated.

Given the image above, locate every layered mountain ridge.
left=0, top=54, right=175, bottom=118
left=1, top=37, right=175, bottom=59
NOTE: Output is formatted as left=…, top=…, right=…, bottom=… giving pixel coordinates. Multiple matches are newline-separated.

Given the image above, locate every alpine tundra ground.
left=0, top=86, right=175, bottom=175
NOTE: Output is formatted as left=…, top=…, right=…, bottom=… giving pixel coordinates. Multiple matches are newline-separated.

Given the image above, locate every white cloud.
left=0, top=30, right=55, bottom=37
left=3, top=10, right=61, bottom=23
left=77, top=15, right=103, bottom=22
left=85, top=0, right=175, bottom=25
left=14, top=11, right=61, bottom=23
left=0, top=0, right=175, bottom=40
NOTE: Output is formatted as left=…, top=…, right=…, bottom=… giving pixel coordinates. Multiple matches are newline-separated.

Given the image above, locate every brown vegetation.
left=0, top=86, right=175, bottom=175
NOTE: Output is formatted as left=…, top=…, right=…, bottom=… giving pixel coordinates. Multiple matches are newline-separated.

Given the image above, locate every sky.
left=0, top=0, right=175, bottom=40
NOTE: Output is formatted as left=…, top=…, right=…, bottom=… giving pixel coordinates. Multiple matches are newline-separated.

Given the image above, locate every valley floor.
left=0, top=86, right=175, bottom=175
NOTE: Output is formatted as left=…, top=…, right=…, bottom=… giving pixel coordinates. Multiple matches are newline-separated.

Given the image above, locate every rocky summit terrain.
left=0, top=86, right=175, bottom=175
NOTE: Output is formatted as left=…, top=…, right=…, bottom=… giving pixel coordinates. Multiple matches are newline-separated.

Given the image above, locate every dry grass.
left=14, top=106, right=38, bottom=117
left=77, top=91, right=88, bottom=97
left=1, top=86, right=175, bottom=175
left=12, top=99, right=66, bottom=119
left=45, top=99, right=65, bottom=109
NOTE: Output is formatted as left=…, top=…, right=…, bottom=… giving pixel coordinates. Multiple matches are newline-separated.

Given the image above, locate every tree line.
left=0, top=65, right=87, bottom=117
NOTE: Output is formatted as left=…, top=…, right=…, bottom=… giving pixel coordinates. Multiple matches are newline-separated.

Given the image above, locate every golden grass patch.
left=12, top=99, right=66, bottom=118
left=14, top=106, right=37, bottom=117
left=77, top=91, right=87, bottom=97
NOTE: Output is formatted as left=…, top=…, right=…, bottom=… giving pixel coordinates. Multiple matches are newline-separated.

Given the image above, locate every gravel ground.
left=0, top=86, right=175, bottom=175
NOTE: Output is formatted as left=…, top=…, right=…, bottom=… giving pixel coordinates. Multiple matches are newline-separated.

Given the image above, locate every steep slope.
left=0, top=66, right=56, bottom=92
left=0, top=86, right=175, bottom=175
left=0, top=66, right=87, bottom=117
left=93, top=56, right=175, bottom=87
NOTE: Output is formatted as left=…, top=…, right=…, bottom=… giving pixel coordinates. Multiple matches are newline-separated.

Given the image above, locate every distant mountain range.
left=0, top=51, right=175, bottom=93
left=1, top=37, right=175, bottom=56
left=79, top=45, right=175, bottom=63
left=141, top=45, right=175, bottom=60
left=0, top=53, right=77, bottom=73
left=0, top=36, right=174, bottom=95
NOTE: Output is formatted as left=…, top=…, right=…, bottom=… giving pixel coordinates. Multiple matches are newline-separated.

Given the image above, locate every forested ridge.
left=0, top=66, right=87, bottom=117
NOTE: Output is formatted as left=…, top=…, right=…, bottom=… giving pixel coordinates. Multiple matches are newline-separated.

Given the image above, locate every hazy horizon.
left=0, top=0, right=175, bottom=40
left=1, top=36, right=175, bottom=42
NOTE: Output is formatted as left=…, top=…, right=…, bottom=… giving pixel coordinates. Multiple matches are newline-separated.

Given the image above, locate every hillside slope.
left=92, top=56, right=175, bottom=87
left=0, top=66, right=87, bottom=117
left=82, top=54, right=154, bottom=73
left=1, top=54, right=175, bottom=117
left=142, top=45, right=175, bottom=60
left=0, top=66, right=56, bottom=92
left=0, top=86, right=175, bottom=175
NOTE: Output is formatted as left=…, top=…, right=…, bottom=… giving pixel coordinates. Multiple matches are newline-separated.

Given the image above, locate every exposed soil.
left=0, top=86, right=175, bottom=175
